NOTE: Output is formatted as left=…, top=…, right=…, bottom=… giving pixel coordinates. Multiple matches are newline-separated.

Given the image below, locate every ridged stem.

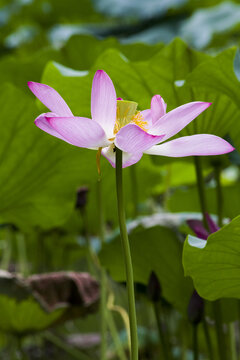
left=97, top=176, right=108, bottom=360
left=116, top=148, right=138, bottom=360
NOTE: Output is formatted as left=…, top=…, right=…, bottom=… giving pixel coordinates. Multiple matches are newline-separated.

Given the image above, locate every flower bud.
left=187, top=290, right=204, bottom=325
left=76, top=187, right=89, bottom=210
left=147, top=271, right=162, bottom=302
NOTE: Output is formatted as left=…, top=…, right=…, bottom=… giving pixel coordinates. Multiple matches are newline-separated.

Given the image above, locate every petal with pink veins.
left=115, top=124, right=165, bottom=154
left=102, top=145, right=142, bottom=168
left=35, top=112, right=70, bottom=142
left=144, top=134, right=234, bottom=157
left=151, top=95, right=167, bottom=124
left=91, top=70, right=117, bottom=138
left=149, top=102, right=211, bottom=140
left=140, top=109, right=152, bottom=127
left=28, top=82, right=73, bottom=116
left=47, top=116, right=111, bottom=149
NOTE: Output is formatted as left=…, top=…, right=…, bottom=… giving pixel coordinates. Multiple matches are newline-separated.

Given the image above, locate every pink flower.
left=187, top=213, right=220, bottom=240
left=28, top=70, right=234, bottom=168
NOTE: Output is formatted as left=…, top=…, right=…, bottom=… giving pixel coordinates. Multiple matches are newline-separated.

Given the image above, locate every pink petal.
left=151, top=95, right=167, bottom=124
left=115, top=124, right=165, bottom=153
left=102, top=145, right=142, bottom=168
left=205, top=213, right=220, bottom=233
left=28, top=82, right=72, bottom=116
left=47, top=116, right=110, bottom=149
left=187, top=220, right=209, bottom=240
left=149, top=102, right=211, bottom=140
left=34, top=113, right=70, bottom=142
left=144, top=135, right=234, bottom=157
left=140, top=109, right=152, bottom=126
left=91, top=70, right=117, bottom=138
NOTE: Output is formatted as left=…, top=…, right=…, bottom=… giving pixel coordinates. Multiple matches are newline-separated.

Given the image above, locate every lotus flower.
left=28, top=70, right=234, bottom=168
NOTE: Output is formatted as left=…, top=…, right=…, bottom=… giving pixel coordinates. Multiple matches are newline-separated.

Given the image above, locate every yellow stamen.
left=132, top=111, right=148, bottom=131
left=111, top=100, right=148, bottom=141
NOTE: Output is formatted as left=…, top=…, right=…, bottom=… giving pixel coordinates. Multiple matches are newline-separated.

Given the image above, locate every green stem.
left=202, top=318, right=214, bottom=360
left=154, top=302, right=169, bottom=360
left=214, top=164, right=223, bottom=227
left=116, top=148, right=138, bottom=360
left=129, top=165, right=139, bottom=218
left=229, top=322, right=237, bottom=360
left=192, top=325, right=198, bottom=360
left=212, top=300, right=227, bottom=360
left=194, top=157, right=209, bottom=230
left=97, top=177, right=108, bottom=360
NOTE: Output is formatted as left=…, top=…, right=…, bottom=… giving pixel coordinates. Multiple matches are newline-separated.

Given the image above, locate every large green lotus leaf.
left=0, top=48, right=65, bottom=92
left=186, top=47, right=240, bottom=104
left=99, top=225, right=193, bottom=314
left=0, top=83, right=102, bottom=229
left=183, top=215, right=240, bottom=300
left=88, top=39, right=209, bottom=113
left=132, top=42, right=240, bottom=143
left=185, top=47, right=240, bottom=149
left=63, top=34, right=164, bottom=70
left=0, top=296, right=63, bottom=335
left=0, top=35, right=163, bottom=93
left=167, top=184, right=240, bottom=220
left=132, top=38, right=209, bottom=107
left=43, top=38, right=208, bottom=113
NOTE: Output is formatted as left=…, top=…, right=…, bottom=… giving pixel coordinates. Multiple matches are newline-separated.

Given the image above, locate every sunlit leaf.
left=183, top=215, right=240, bottom=300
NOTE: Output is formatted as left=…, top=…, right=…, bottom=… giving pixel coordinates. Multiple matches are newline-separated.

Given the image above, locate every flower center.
left=132, top=111, right=148, bottom=131
left=113, top=100, right=148, bottom=135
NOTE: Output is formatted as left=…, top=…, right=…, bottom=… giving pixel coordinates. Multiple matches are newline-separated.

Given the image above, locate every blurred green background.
left=0, top=0, right=240, bottom=359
